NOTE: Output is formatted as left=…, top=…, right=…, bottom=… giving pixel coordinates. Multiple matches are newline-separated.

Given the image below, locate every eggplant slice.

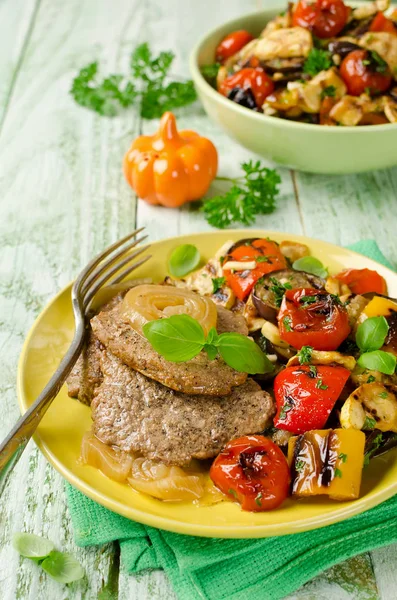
left=252, top=268, right=326, bottom=323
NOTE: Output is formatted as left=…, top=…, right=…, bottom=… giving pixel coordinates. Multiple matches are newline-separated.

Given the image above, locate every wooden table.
left=1, top=0, right=397, bottom=598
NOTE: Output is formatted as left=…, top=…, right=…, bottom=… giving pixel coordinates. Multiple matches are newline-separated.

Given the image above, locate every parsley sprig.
left=71, top=43, right=197, bottom=118
left=303, top=48, right=332, bottom=76
left=202, top=161, right=281, bottom=229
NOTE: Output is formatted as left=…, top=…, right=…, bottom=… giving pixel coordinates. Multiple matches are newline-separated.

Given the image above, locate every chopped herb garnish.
left=255, top=492, right=263, bottom=507
left=379, top=391, right=389, bottom=399
left=321, top=85, right=336, bottom=99
left=295, top=459, right=305, bottom=472
left=303, top=48, right=332, bottom=76
left=316, top=379, right=328, bottom=390
left=297, top=345, right=313, bottom=365
left=283, top=316, right=293, bottom=332
left=364, top=416, right=377, bottom=430
left=309, top=364, right=318, bottom=377
left=212, top=276, right=227, bottom=293
left=256, top=255, right=271, bottom=263
left=269, top=277, right=293, bottom=307
left=299, top=295, right=318, bottom=306
left=338, top=453, right=348, bottom=463
left=369, top=50, right=388, bottom=74
left=367, top=375, right=376, bottom=383
left=364, top=432, right=384, bottom=466
left=228, top=488, right=238, bottom=499
left=334, top=468, right=342, bottom=478
left=279, top=397, right=294, bottom=420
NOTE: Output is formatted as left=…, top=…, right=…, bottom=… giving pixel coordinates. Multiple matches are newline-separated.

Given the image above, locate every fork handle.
left=0, top=323, right=85, bottom=495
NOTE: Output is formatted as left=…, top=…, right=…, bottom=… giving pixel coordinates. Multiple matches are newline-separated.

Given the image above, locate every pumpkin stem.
left=158, top=112, right=179, bottom=141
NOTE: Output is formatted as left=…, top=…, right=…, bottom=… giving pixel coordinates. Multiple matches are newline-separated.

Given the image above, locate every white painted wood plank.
left=0, top=0, right=144, bottom=598
left=0, top=0, right=38, bottom=123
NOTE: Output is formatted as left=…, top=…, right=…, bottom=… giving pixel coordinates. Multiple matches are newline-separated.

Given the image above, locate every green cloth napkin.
left=66, top=239, right=397, bottom=600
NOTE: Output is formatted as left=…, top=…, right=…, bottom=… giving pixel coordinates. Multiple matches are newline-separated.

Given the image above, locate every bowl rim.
left=189, top=6, right=397, bottom=133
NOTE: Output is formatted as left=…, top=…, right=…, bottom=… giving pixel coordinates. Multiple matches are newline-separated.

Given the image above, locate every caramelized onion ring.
left=122, top=284, right=218, bottom=335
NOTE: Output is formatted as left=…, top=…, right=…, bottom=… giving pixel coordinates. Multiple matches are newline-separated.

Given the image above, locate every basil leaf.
left=168, top=244, right=200, bottom=277
left=41, top=551, right=85, bottom=584
left=143, top=314, right=205, bottom=362
left=217, top=333, right=274, bottom=374
left=13, top=533, right=54, bottom=561
left=206, top=327, right=219, bottom=346
left=356, top=316, right=389, bottom=352
left=292, top=256, right=328, bottom=279
left=358, top=350, right=396, bottom=375
left=203, top=344, right=218, bottom=360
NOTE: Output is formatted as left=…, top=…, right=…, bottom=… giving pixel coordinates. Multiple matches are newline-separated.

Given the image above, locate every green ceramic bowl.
left=189, top=7, right=397, bottom=174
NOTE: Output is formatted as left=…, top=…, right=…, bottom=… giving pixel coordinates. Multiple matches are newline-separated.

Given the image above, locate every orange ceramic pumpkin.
left=123, top=112, right=218, bottom=207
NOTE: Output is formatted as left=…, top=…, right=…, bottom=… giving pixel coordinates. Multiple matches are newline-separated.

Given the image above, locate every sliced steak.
left=67, top=333, right=104, bottom=405
left=91, top=351, right=274, bottom=466
left=91, top=303, right=248, bottom=396
left=67, top=292, right=127, bottom=405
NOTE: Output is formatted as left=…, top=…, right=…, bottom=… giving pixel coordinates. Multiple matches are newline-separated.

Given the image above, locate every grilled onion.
left=81, top=433, right=136, bottom=483
left=122, top=284, right=218, bottom=335
left=128, top=457, right=205, bottom=501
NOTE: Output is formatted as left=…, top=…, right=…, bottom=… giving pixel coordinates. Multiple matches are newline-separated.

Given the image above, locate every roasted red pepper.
left=274, top=365, right=350, bottom=434
left=210, top=435, right=290, bottom=511
left=369, top=12, right=397, bottom=35
left=278, top=288, right=351, bottom=350
left=223, top=238, right=287, bottom=301
left=335, top=268, right=387, bottom=296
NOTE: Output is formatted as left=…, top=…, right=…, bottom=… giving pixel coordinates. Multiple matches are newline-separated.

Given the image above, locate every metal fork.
left=0, top=228, right=151, bottom=494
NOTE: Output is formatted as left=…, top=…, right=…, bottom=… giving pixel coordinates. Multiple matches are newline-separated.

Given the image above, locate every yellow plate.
left=17, top=230, right=397, bottom=538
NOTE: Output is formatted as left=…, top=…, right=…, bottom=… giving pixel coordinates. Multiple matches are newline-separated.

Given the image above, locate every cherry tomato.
left=369, top=12, right=397, bottom=35
left=210, top=435, right=290, bottom=511
left=278, top=288, right=351, bottom=350
left=215, top=30, right=254, bottom=63
left=223, top=238, right=287, bottom=301
left=274, top=365, right=350, bottom=434
left=335, top=268, right=387, bottom=295
left=219, top=68, right=275, bottom=108
left=292, top=0, right=350, bottom=38
left=340, top=50, right=392, bottom=96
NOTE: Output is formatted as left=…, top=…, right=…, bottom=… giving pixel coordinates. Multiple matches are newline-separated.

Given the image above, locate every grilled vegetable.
left=274, top=365, right=350, bottom=434
left=210, top=435, right=290, bottom=511
left=286, top=349, right=356, bottom=370
left=278, top=288, right=351, bottom=350
left=363, top=295, right=397, bottom=318
left=219, top=68, right=274, bottom=107
left=216, top=30, right=254, bottom=63
left=340, top=50, right=392, bottom=96
left=252, top=269, right=325, bottom=323
left=340, top=382, right=397, bottom=432
left=288, top=428, right=365, bottom=500
left=292, top=0, right=350, bottom=39
left=223, top=238, right=287, bottom=301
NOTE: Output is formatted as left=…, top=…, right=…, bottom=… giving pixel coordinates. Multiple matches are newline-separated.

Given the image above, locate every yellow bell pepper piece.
left=363, top=296, right=397, bottom=318
left=288, top=428, right=365, bottom=500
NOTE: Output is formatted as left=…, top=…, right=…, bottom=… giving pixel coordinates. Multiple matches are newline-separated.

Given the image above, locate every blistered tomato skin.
left=292, top=0, right=350, bottom=38
left=335, top=268, right=387, bottom=295
left=210, top=435, right=290, bottom=511
left=215, top=30, right=254, bottom=63
left=340, top=50, right=393, bottom=96
left=278, top=288, right=351, bottom=350
left=219, top=68, right=275, bottom=108
left=274, top=365, right=351, bottom=434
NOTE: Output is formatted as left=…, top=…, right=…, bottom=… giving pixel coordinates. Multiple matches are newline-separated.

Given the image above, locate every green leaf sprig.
left=168, top=244, right=201, bottom=277
left=13, top=533, right=84, bottom=584
left=202, top=160, right=281, bottom=229
left=303, top=48, right=332, bottom=76
left=142, top=314, right=274, bottom=374
left=71, top=43, right=197, bottom=118
left=292, top=256, right=328, bottom=279
left=200, top=63, right=221, bottom=87
left=356, top=316, right=396, bottom=375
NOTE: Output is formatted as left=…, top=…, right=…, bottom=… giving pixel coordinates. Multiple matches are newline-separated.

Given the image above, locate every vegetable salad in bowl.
left=203, top=0, right=397, bottom=126
left=68, top=236, right=397, bottom=512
